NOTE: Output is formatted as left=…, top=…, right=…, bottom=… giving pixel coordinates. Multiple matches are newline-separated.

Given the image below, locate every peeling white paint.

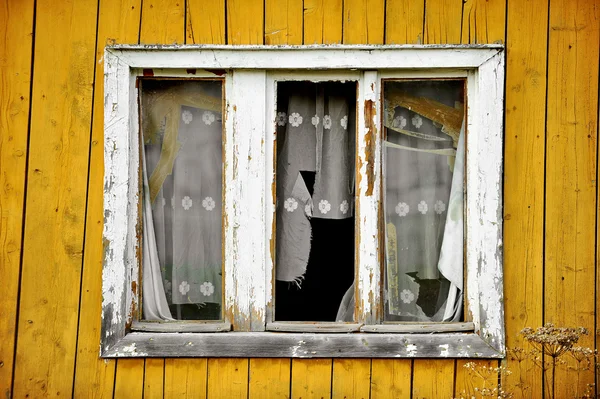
left=439, top=344, right=449, bottom=357
left=406, top=344, right=418, bottom=357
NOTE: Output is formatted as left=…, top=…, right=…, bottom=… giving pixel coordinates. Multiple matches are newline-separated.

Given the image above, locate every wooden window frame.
left=101, top=45, right=505, bottom=358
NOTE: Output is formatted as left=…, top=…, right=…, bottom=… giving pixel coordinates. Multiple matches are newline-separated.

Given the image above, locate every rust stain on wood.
left=142, top=68, right=154, bottom=76
left=363, top=99, right=376, bottom=196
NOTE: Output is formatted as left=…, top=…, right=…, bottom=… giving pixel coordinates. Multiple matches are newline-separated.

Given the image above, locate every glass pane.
left=274, top=81, right=356, bottom=322
left=383, top=80, right=465, bottom=322
left=140, top=79, right=223, bottom=321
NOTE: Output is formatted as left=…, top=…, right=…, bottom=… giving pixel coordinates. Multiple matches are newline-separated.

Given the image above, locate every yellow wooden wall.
left=1, top=0, right=599, bottom=397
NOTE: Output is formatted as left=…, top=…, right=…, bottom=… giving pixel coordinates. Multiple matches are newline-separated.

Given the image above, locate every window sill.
left=101, top=331, right=503, bottom=358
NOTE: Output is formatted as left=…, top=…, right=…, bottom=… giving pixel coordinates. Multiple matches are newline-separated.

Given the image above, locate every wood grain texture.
left=207, top=358, right=249, bottom=399
left=164, top=359, right=208, bottom=398
left=545, top=0, right=599, bottom=397
left=73, top=1, right=141, bottom=397
left=291, top=359, right=332, bottom=399
left=411, top=359, right=454, bottom=399
left=186, top=0, right=225, bottom=44
left=249, top=358, right=291, bottom=398
left=11, top=0, right=98, bottom=397
left=461, top=0, right=506, bottom=44
left=423, top=0, right=463, bottom=44
left=140, top=0, right=185, bottom=44
left=265, top=0, right=303, bottom=44
left=114, top=358, right=145, bottom=399
left=385, top=0, right=425, bottom=44
left=227, top=0, right=264, bottom=44
left=303, top=0, right=343, bottom=44
left=331, top=359, right=371, bottom=399
left=342, top=0, right=385, bottom=44
left=0, top=0, right=34, bottom=397
left=370, top=359, right=412, bottom=398
left=503, top=0, right=547, bottom=397
left=144, top=359, right=165, bottom=399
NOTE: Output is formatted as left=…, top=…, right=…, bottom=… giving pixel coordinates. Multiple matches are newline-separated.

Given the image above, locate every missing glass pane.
left=383, top=80, right=465, bottom=322
left=139, top=79, right=223, bottom=321
left=274, top=81, right=356, bottom=322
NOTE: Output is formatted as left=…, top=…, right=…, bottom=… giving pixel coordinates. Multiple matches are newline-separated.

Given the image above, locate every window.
left=102, top=45, right=505, bottom=358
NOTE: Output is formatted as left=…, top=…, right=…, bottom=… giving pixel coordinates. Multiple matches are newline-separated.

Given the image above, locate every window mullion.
left=224, top=70, right=268, bottom=331
left=355, top=71, right=383, bottom=325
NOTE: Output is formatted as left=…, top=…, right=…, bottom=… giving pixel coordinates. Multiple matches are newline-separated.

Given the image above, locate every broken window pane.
left=274, top=81, right=356, bottom=322
left=383, top=80, right=465, bottom=322
left=140, top=79, right=223, bottom=321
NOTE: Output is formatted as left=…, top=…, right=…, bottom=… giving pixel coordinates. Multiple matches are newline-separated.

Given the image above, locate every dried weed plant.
left=454, top=324, right=598, bottom=399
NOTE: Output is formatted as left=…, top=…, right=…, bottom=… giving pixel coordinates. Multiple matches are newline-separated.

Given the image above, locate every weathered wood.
left=73, top=1, right=141, bottom=398
left=132, top=321, right=231, bottom=332
left=164, top=358, right=208, bottom=398
left=356, top=71, right=382, bottom=325
left=303, top=0, right=343, bottom=44
left=0, top=1, right=34, bottom=397
left=461, top=0, right=506, bottom=44
left=503, top=0, right=547, bottom=397
left=265, top=0, right=303, bottom=45
left=103, top=332, right=503, bottom=358
left=370, top=359, right=412, bottom=398
left=114, top=358, right=145, bottom=399
left=412, top=359, right=455, bottom=398
left=545, top=0, right=599, bottom=397
left=249, top=358, right=291, bottom=398
left=342, top=0, right=385, bottom=44
left=186, top=0, right=225, bottom=44
left=140, top=0, right=184, bottom=45
left=361, top=322, right=474, bottom=333
left=11, top=0, right=98, bottom=397
left=111, top=45, right=503, bottom=70
left=227, top=0, right=264, bottom=45
left=385, top=0, right=425, bottom=44
left=144, top=358, right=165, bottom=399
left=207, top=358, right=249, bottom=399
left=423, top=0, right=463, bottom=44
left=291, top=358, right=332, bottom=398
left=332, top=359, right=371, bottom=399
left=267, top=322, right=362, bottom=333
left=224, top=70, right=268, bottom=331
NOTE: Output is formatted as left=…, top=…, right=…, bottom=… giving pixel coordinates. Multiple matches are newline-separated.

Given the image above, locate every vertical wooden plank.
left=139, top=0, right=185, bottom=44
left=454, top=360, right=498, bottom=398
left=411, top=359, right=454, bottom=399
left=207, top=358, right=249, bottom=399
left=144, top=359, right=164, bottom=399
left=384, top=0, right=425, bottom=44
left=370, top=359, right=411, bottom=399
left=503, top=0, right=547, bottom=397
left=249, top=358, right=291, bottom=399
left=227, top=0, right=264, bottom=44
left=114, top=359, right=145, bottom=399
left=461, top=0, right=506, bottom=44
left=11, top=0, right=98, bottom=397
left=186, top=0, right=225, bottom=44
left=331, top=359, right=370, bottom=399
left=303, top=0, right=343, bottom=44
left=0, top=0, right=34, bottom=397
left=545, top=0, right=599, bottom=397
left=423, top=0, right=463, bottom=44
left=73, top=1, right=141, bottom=397
left=164, top=359, right=208, bottom=398
left=291, top=359, right=332, bottom=399
left=342, top=0, right=385, bottom=44
left=265, top=0, right=303, bottom=45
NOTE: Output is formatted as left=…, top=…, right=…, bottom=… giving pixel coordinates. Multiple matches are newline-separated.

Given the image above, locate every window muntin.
left=139, top=79, right=224, bottom=322
left=102, top=46, right=505, bottom=358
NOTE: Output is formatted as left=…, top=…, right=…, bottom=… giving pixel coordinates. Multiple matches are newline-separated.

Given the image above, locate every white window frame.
left=101, top=45, right=505, bottom=358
